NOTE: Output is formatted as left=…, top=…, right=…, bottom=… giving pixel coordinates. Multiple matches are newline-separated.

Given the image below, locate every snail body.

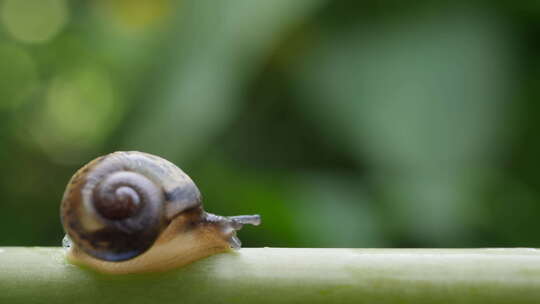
left=61, top=151, right=260, bottom=274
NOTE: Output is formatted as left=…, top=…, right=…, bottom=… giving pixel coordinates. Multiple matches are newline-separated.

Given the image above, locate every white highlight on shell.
left=62, top=234, right=72, bottom=250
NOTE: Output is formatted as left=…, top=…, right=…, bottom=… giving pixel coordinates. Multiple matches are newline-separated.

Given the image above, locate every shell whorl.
left=61, top=151, right=202, bottom=262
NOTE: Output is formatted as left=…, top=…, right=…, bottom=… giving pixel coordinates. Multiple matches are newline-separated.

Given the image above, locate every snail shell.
left=61, top=151, right=260, bottom=274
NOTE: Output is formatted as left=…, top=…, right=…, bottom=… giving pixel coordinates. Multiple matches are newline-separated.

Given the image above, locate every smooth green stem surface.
left=1, top=247, right=540, bottom=304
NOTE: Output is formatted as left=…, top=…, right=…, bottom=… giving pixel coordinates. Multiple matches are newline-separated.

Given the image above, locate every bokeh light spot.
left=30, top=67, right=122, bottom=162
left=94, top=0, right=171, bottom=32
left=1, top=0, right=69, bottom=43
left=0, top=44, right=38, bottom=110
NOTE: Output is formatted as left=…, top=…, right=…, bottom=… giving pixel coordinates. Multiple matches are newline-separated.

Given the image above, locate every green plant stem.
left=1, top=247, right=539, bottom=304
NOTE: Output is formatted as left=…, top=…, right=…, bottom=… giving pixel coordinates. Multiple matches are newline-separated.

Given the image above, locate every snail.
left=60, top=151, right=260, bottom=274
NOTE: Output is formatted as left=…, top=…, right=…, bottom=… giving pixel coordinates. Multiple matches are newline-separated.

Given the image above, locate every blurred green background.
left=1, top=0, right=539, bottom=249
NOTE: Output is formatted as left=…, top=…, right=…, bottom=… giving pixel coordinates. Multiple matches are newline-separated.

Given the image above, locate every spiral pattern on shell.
left=61, top=151, right=202, bottom=262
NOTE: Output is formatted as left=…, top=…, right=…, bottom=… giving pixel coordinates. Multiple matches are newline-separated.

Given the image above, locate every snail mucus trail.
left=61, top=151, right=260, bottom=274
